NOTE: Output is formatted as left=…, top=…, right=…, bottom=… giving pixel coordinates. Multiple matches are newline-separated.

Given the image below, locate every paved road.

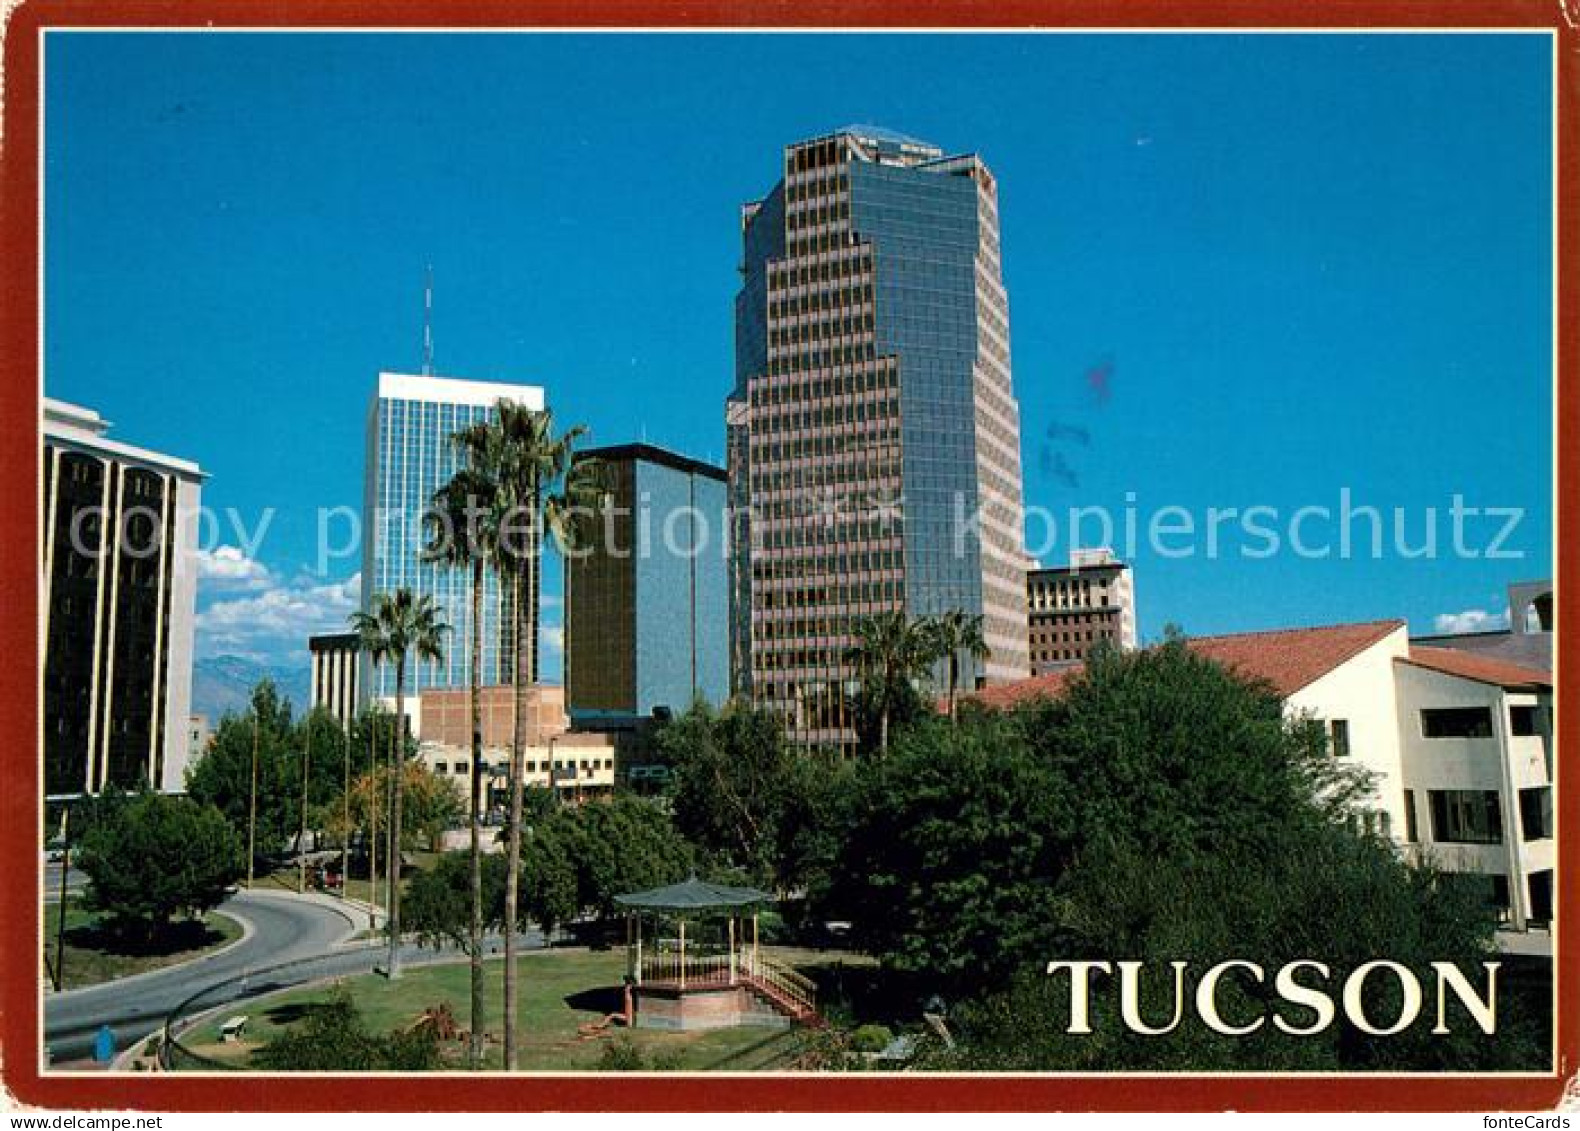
left=45, top=889, right=362, bottom=1063
left=44, top=889, right=545, bottom=1065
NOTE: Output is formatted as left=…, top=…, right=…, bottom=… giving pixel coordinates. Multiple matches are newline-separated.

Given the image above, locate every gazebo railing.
left=639, top=947, right=735, bottom=989
left=636, top=944, right=817, bottom=1018
left=743, top=951, right=817, bottom=1017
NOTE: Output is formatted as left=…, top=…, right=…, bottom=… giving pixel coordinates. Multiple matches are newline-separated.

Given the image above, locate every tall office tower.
left=309, top=631, right=361, bottom=725
left=728, top=127, right=1029, bottom=748
left=566, top=444, right=730, bottom=731
left=362, top=372, right=545, bottom=704
left=1027, top=548, right=1138, bottom=676
left=41, top=399, right=204, bottom=795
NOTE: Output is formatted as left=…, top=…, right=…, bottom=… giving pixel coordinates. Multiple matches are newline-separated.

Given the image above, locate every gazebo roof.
left=614, top=876, right=773, bottom=911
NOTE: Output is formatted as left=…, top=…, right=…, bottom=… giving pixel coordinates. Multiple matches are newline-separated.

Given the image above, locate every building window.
left=1420, top=707, right=1494, bottom=739
left=1519, top=787, right=1552, bottom=841
left=1403, top=789, right=1419, bottom=843
left=1428, top=789, right=1503, bottom=844
left=1509, top=705, right=1546, bottom=737
left=1329, top=719, right=1351, bottom=758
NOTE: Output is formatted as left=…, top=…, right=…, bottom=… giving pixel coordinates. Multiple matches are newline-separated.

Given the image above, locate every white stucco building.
left=973, top=618, right=1556, bottom=955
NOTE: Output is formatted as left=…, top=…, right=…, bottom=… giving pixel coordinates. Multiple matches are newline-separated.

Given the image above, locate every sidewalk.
left=245, top=885, right=388, bottom=934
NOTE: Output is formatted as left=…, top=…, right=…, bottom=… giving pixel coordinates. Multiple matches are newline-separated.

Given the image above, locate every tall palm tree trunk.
left=947, top=654, right=959, bottom=721
left=467, top=557, right=485, bottom=1069
left=502, top=562, right=528, bottom=1070
left=367, top=706, right=378, bottom=929
left=387, top=665, right=407, bottom=979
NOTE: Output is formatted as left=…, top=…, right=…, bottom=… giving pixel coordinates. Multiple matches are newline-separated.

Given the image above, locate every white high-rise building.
left=362, top=372, right=544, bottom=703
left=42, top=399, right=204, bottom=795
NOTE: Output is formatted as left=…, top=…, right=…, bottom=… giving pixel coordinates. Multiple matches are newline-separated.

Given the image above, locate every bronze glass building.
left=728, top=127, right=1029, bottom=748
left=567, top=444, right=729, bottom=728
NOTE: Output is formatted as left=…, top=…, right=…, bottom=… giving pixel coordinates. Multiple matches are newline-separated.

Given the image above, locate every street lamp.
left=44, top=792, right=83, bottom=993
left=298, top=716, right=313, bottom=893
left=246, top=709, right=259, bottom=890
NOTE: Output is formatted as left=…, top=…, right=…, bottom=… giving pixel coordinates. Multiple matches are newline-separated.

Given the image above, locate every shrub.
left=849, top=1024, right=894, bottom=1054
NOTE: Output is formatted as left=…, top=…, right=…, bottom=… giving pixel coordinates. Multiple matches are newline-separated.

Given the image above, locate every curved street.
left=45, top=888, right=360, bottom=1063
left=45, top=887, right=547, bottom=1065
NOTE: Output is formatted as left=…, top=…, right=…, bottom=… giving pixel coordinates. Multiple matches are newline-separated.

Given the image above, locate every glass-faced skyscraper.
left=566, top=443, right=729, bottom=729
left=362, top=371, right=545, bottom=701
left=728, top=127, right=1030, bottom=748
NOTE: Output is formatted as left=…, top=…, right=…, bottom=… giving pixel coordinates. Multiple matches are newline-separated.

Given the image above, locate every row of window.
left=430, top=757, right=616, bottom=776
left=1398, top=786, right=1553, bottom=845
left=1419, top=704, right=1549, bottom=739
left=1323, top=704, right=1550, bottom=754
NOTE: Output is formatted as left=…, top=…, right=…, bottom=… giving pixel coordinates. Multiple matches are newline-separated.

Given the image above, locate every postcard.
left=2, top=0, right=1573, bottom=1115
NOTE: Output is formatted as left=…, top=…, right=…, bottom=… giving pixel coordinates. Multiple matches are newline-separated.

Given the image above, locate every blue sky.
left=45, top=32, right=1554, bottom=675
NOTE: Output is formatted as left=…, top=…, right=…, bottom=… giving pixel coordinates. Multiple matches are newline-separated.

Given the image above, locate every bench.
left=219, top=1016, right=248, bottom=1043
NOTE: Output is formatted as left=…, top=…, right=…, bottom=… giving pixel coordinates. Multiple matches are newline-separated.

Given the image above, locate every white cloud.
left=197, top=572, right=361, bottom=662
left=195, top=545, right=272, bottom=590
left=543, top=625, right=565, bottom=655
left=1433, top=608, right=1510, bottom=635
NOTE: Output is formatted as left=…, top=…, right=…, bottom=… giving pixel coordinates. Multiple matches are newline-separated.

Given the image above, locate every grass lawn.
left=177, top=946, right=868, bottom=1071
left=43, top=898, right=243, bottom=992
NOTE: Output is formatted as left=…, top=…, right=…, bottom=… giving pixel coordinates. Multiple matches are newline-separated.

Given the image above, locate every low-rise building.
left=416, top=684, right=616, bottom=806
left=968, top=618, right=1554, bottom=954
left=1027, top=548, right=1137, bottom=675
left=188, top=714, right=211, bottom=764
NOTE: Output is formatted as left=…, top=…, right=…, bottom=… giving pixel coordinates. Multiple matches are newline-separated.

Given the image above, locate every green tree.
left=552, top=796, right=693, bottom=920
left=76, top=789, right=244, bottom=946
left=928, top=609, right=990, bottom=721
left=186, top=681, right=297, bottom=866
left=824, top=637, right=1539, bottom=1070
left=455, top=401, right=603, bottom=1070
left=842, top=610, right=939, bottom=753
left=405, top=850, right=506, bottom=955
left=351, top=589, right=449, bottom=980
left=821, top=714, right=1073, bottom=994
left=661, top=700, right=794, bottom=885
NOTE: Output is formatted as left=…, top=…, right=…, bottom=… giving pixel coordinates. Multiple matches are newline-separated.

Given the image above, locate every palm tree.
left=462, top=402, right=602, bottom=1071
left=423, top=465, right=501, bottom=1068
left=843, top=610, right=938, bottom=754
left=350, top=589, right=447, bottom=980
left=930, top=609, right=991, bottom=720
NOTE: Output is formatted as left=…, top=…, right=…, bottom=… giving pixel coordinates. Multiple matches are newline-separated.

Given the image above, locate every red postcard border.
left=2, top=0, right=1574, bottom=1112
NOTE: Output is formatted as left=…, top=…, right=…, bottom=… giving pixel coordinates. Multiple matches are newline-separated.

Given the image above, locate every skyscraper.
left=362, top=372, right=544, bottom=704
left=565, top=443, right=729, bottom=730
left=41, top=399, right=204, bottom=795
left=728, top=127, right=1029, bottom=748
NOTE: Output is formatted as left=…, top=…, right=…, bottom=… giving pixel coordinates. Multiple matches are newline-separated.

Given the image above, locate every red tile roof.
left=961, top=666, right=1081, bottom=710
left=1396, top=645, right=1552, bottom=690
left=1186, top=619, right=1405, bottom=698
left=965, top=619, right=1406, bottom=709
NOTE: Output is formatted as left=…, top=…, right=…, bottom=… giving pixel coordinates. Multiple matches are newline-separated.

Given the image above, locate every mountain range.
left=190, top=654, right=314, bottom=723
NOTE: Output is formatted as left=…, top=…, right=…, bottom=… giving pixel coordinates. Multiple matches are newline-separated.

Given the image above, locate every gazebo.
left=614, top=876, right=818, bottom=1030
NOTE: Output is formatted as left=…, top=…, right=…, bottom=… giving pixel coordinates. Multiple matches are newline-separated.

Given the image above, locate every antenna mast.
left=422, top=265, right=434, bottom=376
